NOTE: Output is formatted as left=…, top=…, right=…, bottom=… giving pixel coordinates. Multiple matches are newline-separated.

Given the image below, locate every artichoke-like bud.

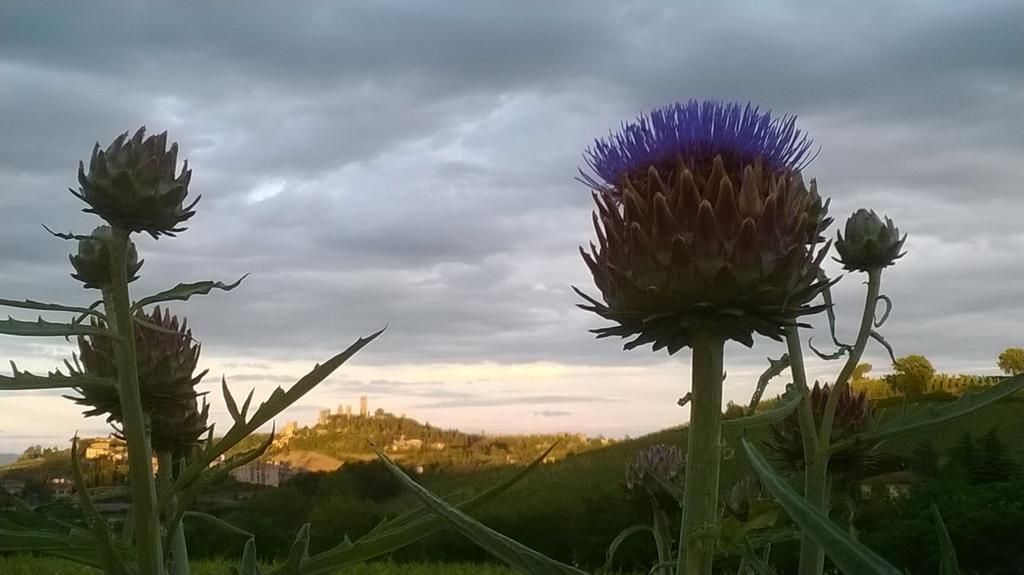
left=835, top=209, right=906, bottom=272
left=724, top=475, right=765, bottom=520
left=67, top=306, right=209, bottom=454
left=71, top=127, right=198, bottom=238
left=764, top=382, right=881, bottom=477
left=624, top=444, right=684, bottom=499
left=577, top=100, right=832, bottom=352
left=68, top=226, right=144, bottom=289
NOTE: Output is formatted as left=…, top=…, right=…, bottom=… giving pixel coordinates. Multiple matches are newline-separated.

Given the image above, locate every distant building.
left=49, top=478, right=74, bottom=498
left=859, top=471, right=921, bottom=499
left=359, top=395, right=368, bottom=417
left=317, top=408, right=332, bottom=425
left=84, top=435, right=127, bottom=462
left=229, top=461, right=293, bottom=487
left=388, top=435, right=423, bottom=452
left=282, top=421, right=298, bottom=437
left=0, top=479, right=26, bottom=497
left=344, top=405, right=352, bottom=416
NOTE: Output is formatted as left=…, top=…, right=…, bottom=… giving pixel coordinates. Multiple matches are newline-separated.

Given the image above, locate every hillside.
left=256, top=410, right=613, bottom=470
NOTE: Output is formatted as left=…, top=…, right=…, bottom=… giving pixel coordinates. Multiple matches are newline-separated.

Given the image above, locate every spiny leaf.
left=133, top=275, right=248, bottom=310
left=0, top=366, right=116, bottom=391
left=742, top=439, right=901, bottom=575
left=748, top=354, right=790, bottom=411
left=0, top=316, right=113, bottom=338
left=0, top=298, right=105, bottom=318
left=373, top=446, right=589, bottom=575
left=41, top=224, right=94, bottom=241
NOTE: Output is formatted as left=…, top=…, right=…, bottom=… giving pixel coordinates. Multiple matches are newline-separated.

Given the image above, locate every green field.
left=3, top=397, right=1022, bottom=573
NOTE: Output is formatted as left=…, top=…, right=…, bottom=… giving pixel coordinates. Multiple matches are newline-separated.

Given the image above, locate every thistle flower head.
left=765, top=382, right=881, bottom=477
left=624, top=444, right=684, bottom=494
left=577, top=100, right=832, bottom=352
left=72, top=127, right=198, bottom=239
left=69, top=225, right=143, bottom=289
left=724, top=475, right=766, bottom=520
left=835, top=209, right=906, bottom=272
left=68, top=306, right=209, bottom=455
left=584, top=100, right=815, bottom=191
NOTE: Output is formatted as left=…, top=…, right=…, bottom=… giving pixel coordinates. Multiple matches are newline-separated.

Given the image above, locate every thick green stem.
left=105, top=228, right=165, bottom=575
left=158, top=452, right=189, bottom=575
left=787, top=326, right=824, bottom=575
left=678, top=332, right=725, bottom=575
left=797, top=267, right=883, bottom=575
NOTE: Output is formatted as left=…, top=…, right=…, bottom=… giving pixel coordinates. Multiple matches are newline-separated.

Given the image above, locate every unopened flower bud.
left=69, top=226, right=143, bottom=289
left=835, top=209, right=906, bottom=272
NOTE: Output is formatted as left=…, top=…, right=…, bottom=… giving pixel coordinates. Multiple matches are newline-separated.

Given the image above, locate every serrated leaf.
left=0, top=298, right=105, bottom=318
left=725, top=387, right=803, bottom=429
left=133, top=275, right=248, bottom=310
left=0, top=316, right=112, bottom=338
left=838, top=374, right=1024, bottom=448
left=0, top=368, right=116, bottom=391
left=293, top=443, right=558, bottom=575
left=742, top=440, right=901, bottom=575
left=373, top=446, right=589, bottom=575
left=931, top=505, right=960, bottom=575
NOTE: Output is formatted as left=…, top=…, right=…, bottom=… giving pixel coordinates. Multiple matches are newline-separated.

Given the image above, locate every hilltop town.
left=0, top=397, right=612, bottom=503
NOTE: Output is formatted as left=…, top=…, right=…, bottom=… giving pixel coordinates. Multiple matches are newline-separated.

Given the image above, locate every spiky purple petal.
left=583, top=100, right=815, bottom=189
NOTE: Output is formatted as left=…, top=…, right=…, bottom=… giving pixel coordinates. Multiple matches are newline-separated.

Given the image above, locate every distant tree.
left=997, top=347, right=1024, bottom=375
left=889, top=355, right=935, bottom=396
left=723, top=401, right=746, bottom=419
left=852, top=362, right=873, bottom=382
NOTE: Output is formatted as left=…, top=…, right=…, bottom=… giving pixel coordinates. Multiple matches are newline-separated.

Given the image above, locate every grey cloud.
left=0, top=0, right=1021, bottom=375
left=534, top=410, right=572, bottom=418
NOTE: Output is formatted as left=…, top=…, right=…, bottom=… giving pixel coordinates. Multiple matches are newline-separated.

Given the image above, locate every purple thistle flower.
left=583, top=99, right=815, bottom=190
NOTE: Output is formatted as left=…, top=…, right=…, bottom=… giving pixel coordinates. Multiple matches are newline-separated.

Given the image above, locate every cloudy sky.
left=1, top=1, right=1022, bottom=453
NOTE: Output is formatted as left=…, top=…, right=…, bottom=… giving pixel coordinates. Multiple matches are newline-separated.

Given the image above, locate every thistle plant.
left=576, top=99, right=831, bottom=574
left=344, top=99, right=1024, bottom=575
left=0, top=127, right=541, bottom=575
left=606, top=445, right=685, bottom=574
